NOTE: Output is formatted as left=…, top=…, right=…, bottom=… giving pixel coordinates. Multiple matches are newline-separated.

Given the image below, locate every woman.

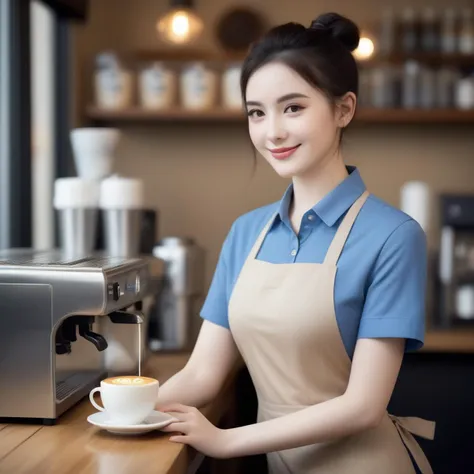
left=158, top=12, right=436, bottom=474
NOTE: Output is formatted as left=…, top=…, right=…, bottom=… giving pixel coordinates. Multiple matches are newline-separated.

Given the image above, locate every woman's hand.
left=160, top=403, right=232, bottom=459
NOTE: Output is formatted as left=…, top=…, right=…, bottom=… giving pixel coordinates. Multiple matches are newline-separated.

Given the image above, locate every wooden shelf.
left=86, top=106, right=246, bottom=122
left=354, top=108, right=474, bottom=124
left=363, top=52, right=474, bottom=68
left=86, top=106, right=474, bottom=124
left=95, top=49, right=474, bottom=67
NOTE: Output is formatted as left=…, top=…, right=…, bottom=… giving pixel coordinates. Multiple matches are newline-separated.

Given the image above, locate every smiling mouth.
left=269, top=145, right=300, bottom=153
left=268, top=144, right=301, bottom=160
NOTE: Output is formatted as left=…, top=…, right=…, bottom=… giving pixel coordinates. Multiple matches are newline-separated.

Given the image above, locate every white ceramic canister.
left=138, top=62, right=177, bottom=110
left=222, top=63, right=243, bottom=109
left=180, top=62, right=218, bottom=110
left=94, top=52, right=134, bottom=110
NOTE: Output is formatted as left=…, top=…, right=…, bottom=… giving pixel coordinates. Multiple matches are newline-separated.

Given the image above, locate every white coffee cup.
left=70, top=128, right=120, bottom=180
left=89, top=376, right=159, bottom=425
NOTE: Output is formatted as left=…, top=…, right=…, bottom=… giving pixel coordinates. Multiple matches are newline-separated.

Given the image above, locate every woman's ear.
left=336, top=92, right=357, bottom=128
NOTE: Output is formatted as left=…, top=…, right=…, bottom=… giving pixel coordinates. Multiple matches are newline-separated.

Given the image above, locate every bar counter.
left=0, top=353, right=236, bottom=474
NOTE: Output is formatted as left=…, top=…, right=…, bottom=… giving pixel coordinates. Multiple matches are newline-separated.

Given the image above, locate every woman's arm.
left=155, top=320, right=240, bottom=410
left=224, top=337, right=404, bottom=457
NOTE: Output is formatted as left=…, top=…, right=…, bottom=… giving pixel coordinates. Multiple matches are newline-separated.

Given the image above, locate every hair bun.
left=310, top=12, right=360, bottom=52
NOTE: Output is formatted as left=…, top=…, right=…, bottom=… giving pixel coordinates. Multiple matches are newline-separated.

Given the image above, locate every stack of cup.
left=54, top=178, right=100, bottom=259
left=100, top=176, right=144, bottom=258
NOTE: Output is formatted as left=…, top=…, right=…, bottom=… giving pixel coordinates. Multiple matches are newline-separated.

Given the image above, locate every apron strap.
left=323, top=190, right=370, bottom=266
left=389, top=414, right=436, bottom=474
left=248, top=212, right=278, bottom=260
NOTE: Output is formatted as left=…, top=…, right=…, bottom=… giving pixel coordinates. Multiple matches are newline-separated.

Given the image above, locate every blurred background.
left=2, top=0, right=474, bottom=472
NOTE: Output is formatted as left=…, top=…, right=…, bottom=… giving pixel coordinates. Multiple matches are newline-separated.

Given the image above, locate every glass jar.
left=455, top=75, right=474, bottom=109
left=436, top=67, right=461, bottom=108
left=456, top=285, right=474, bottom=320
left=402, top=61, right=421, bottom=109
left=370, top=65, right=396, bottom=108
left=459, top=8, right=474, bottom=55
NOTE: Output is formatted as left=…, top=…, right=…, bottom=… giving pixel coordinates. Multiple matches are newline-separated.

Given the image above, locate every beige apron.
left=228, top=191, right=436, bottom=474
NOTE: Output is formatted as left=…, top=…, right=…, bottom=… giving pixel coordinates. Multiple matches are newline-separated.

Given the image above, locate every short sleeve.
left=357, top=219, right=427, bottom=352
left=199, top=223, right=235, bottom=329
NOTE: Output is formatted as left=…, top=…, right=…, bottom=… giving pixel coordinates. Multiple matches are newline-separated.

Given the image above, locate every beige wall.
left=72, top=0, right=474, bottom=293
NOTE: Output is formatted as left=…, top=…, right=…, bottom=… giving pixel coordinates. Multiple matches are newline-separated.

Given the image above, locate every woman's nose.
left=267, top=116, right=288, bottom=143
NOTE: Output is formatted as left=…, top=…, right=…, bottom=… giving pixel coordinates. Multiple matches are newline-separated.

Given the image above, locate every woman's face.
left=245, top=61, right=349, bottom=179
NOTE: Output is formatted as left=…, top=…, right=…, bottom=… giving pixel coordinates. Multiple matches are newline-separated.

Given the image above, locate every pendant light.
left=353, top=36, right=375, bottom=61
left=156, top=0, right=204, bottom=45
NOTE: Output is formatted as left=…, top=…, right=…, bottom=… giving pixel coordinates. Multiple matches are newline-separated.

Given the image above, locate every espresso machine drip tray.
left=56, top=372, right=100, bottom=402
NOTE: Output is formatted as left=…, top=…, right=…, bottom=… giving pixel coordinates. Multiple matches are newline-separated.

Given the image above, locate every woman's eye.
left=285, top=105, right=303, bottom=113
left=247, top=109, right=264, bottom=118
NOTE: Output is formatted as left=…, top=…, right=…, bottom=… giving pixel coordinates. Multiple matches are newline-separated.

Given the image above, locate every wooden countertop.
left=1, top=330, right=474, bottom=473
left=423, top=329, right=474, bottom=353
left=0, top=353, right=235, bottom=474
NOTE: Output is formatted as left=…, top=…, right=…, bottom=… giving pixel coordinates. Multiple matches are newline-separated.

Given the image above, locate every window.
left=31, top=0, right=56, bottom=249
left=0, top=0, right=32, bottom=250
left=0, top=0, right=86, bottom=251
left=0, top=0, right=10, bottom=249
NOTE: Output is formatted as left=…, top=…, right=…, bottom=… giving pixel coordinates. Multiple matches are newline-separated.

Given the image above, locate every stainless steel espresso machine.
left=0, top=248, right=153, bottom=425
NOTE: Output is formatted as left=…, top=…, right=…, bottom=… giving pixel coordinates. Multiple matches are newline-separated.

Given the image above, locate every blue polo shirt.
left=200, top=166, right=427, bottom=359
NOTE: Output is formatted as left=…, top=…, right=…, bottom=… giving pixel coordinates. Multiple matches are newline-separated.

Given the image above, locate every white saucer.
left=87, top=410, right=176, bottom=435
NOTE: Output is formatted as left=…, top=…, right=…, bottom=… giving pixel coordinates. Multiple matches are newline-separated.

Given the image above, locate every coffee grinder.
left=436, top=194, right=474, bottom=328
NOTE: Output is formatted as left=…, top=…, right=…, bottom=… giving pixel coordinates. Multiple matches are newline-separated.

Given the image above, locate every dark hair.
left=241, top=12, right=360, bottom=136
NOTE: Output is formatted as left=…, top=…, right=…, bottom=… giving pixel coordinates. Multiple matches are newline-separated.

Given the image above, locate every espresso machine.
left=436, top=194, right=474, bottom=328
left=0, top=248, right=154, bottom=425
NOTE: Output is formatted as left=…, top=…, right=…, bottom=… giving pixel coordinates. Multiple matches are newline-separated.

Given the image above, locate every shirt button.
left=290, top=249, right=297, bottom=256
left=308, top=214, right=315, bottom=221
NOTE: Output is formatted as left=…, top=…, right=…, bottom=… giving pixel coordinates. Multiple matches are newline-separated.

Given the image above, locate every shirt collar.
left=277, top=166, right=367, bottom=228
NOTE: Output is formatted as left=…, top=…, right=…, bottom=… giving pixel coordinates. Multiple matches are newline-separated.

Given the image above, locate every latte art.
left=104, top=376, right=156, bottom=386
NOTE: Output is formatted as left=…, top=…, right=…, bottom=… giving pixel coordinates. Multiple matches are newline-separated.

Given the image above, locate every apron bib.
left=228, top=191, right=435, bottom=474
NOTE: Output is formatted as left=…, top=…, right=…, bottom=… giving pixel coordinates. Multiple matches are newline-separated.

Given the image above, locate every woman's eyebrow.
left=246, top=92, right=309, bottom=107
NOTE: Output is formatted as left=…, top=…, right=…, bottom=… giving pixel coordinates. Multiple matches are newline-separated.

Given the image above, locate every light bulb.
left=171, top=12, right=189, bottom=37
left=157, top=8, right=204, bottom=45
left=353, top=37, right=375, bottom=60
